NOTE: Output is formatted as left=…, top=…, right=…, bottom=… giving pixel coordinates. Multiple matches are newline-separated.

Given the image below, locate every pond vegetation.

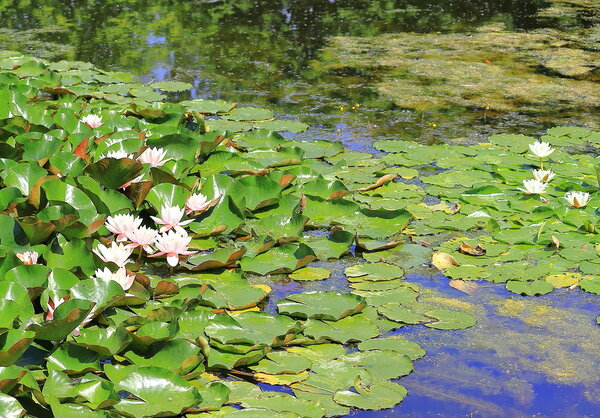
left=0, top=48, right=597, bottom=416
left=0, top=0, right=598, bottom=416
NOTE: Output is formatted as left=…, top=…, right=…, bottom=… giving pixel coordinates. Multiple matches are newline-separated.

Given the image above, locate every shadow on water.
left=0, top=0, right=580, bottom=147
left=2, top=0, right=599, bottom=416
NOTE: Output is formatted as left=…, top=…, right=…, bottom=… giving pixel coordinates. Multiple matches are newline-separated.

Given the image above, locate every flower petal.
left=166, top=254, right=179, bottom=267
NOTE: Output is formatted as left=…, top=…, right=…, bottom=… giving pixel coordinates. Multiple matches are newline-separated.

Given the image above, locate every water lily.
left=529, top=141, right=554, bottom=169
left=532, top=169, right=555, bottom=182
left=127, top=225, right=158, bottom=254
left=45, top=296, right=68, bottom=321
left=528, top=141, right=554, bottom=158
left=119, top=174, right=145, bottom=190
left=138, top=147, right=171, bottom=167
left=564, top=191, right=590, bottom=208
left=466, top=211, right=490, bottom=218
left=518, top=179, right=548, bottom=194
left=101, top=150, right=134, bottom=160
left=81, top=114, right=103, bottom=128
left=185, top=193, right=213, bottom=215
left=151, top=204, right=193, bottom=233
left=94, top=267, right=136, bottom=291
left=149, top=229, right=197, bottom=267
left=16, top=251, right=38, bottom=265
left=93, top=242, right=133, bottom=267
left=105, top=214, right=143, bottom=242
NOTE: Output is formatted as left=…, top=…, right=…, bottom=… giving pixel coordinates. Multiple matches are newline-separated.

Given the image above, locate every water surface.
left=2, top=1, right=599, bottom=416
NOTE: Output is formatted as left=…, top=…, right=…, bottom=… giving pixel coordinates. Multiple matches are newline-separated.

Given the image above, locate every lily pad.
left=505, top=280, right=554, bottom=296
left=288, top=267, right=331, bottom=281
left=424, top=309, right=477, bottom=330
left=277, top=291, right=366, bottom=321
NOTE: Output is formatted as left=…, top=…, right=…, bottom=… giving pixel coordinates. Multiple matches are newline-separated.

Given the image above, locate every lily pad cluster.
left=0, top=52, right=483, bottom=416
left=372, top=129, right=599, bottom=296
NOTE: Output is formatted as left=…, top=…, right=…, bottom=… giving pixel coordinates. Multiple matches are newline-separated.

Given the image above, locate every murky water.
left=2, top=1, right=599, bottom=416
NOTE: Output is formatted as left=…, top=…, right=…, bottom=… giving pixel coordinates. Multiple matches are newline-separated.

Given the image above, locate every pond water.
left=2, top=0, right=599, bottom=416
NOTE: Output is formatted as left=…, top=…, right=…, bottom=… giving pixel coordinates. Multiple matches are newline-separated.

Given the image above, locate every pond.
left=1, top=0, right=598, bottom=416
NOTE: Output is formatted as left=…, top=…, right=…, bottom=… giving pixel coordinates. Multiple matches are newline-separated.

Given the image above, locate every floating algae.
left=321, top=23, right=600, bottom=115
left=490, top=298, right=600, bottom=387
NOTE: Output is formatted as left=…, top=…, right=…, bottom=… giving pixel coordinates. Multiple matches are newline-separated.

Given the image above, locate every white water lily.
left=93, top=242, right=133, bottom=267
left=185, top=193, right=212, bottom=215
left=151, top=204, right=193, bottom=233
left=532, top=169, right=555, bottom=182
left=518, top=179, right=548, bottom=194
left=126, top=225, right=158, bottom=254
left=105, top=214, right=143, bottom=242
left=16, top=251, right=38, bottom=265
left=81, top=114, right=103, bottom=128
left=528, top=141, right=554, bottom=158
left=138, top=147, right=171, bottom=167
left=94, top=267, right=136, bottom=291
left=45, top=296, right=68, bottom=321
left=466, top=211, right=490, bottom=218
left=101, top=150, right=134, bottom=160
left=149, top=229, right=197, bottom=267
left=564, top=191, right=590, bottom=208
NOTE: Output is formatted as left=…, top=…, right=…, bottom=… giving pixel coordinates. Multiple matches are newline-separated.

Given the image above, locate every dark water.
left=2, top=1, right=599, bottom=416
left=2, top=0, right=587, bottom=148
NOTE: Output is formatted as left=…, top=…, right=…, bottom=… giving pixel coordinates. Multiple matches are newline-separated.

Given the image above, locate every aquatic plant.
left=0, top=50, right=597, bottom=416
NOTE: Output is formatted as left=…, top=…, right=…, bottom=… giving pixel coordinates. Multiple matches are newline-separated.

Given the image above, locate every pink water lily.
left=127, top=225, right=158, bottom=254
left=105, top=214, right=143, bottom=242
left=16, top=251, right=38, bottom=265
left=71, top=310, right=96, bottom=336
left=185, top=193, right=213, bottom=215
left=93, top=242, right=133, bottom=267
left=138, top=147, right=171, bottom=167
left=81, top=114, right=103, bottom=128
left=45, top=296, right=68, bottom=321
left=149, top=229, right=197, bottom=267
left=151, top=204, right=193, bottom=233
left=119, top=174, right=145, bottom=190
left=94, top=267, right=136, bottom=291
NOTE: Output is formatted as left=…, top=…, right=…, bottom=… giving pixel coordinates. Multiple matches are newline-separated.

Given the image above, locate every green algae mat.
left=0, top=51, right=597, bottom=416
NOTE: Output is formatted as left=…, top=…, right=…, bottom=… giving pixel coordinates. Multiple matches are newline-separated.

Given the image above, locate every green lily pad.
left=288, top=267, right=331, bottom=281
left=124, top=339, right=203, bottom=375
left=333, top=378, right=408, bottom=411
left=250, top=352, right=312, bottom=375
left=579, top=278, right=600, bottom=295
left=0, top=330, right=36, bottom=366
left=377, top=303, right=429, bottom=324
left=205, top=312, right=300, bottom=347
left=345, top=262, right=404, bottom=281
left=424, top=309, right=477, bottom=330
left=505, top=280, right=554, bottom=296
left=241, top=392, right=325, bottom=418
left=358, top=336, right=426, bottom=360
left=113, top=367, right=203, bottom=417
left=303, top=314, right=380, bottom=343
left=338, top=350, right=413, bottom=379
left=277, top=291, right=366, bottom=321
